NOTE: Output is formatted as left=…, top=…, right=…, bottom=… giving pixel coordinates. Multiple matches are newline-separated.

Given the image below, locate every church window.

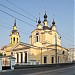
left=44, top=56, right=47, bottom=63
left=36, top=36, right=39, bottom=42
left=11, top=52, right=13, bottom=56
left=36, top=33, right=39, bottom=35
left=17, top=38, right=18, bottom=43
left=51, top=57, right=54, bottom=64
left=35, top=33, right=39, bottom=42
left=4, top=54, right=6, bottom=56
left=13, top=37, right=15, bottom=43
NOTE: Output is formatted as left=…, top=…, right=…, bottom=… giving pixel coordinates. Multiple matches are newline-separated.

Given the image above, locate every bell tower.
left=10, top=19, right=20, bottom=45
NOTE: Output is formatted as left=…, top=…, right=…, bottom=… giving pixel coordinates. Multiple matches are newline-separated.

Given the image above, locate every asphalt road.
left=25, top=65, right=75, bottom=75
left=0, top=64, right=75, bottom=75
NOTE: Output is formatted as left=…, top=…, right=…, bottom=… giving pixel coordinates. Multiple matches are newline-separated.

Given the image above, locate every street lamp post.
left=41, top=48, right=42, bottom=64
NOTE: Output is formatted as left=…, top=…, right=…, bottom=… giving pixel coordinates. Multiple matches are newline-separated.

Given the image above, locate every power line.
left=0, top=3, right=36, bottom=22
left=60, top=33, right=74, bottom=42
left=0, top=9, right=36, bottom=28
left=6, top=0, right=37, bottom=19
left=0, top=10, right=74, bottom=46
left=0, top=24, right=30, bottom=35
left=57, top=29, right=73, bottom=39
left=0, top=13, right=74, bottom=44
left=0, top=21, right=74, bottom=48
left=56, top=29, right=74, bottom=43
left=0, top=20, right=31, bottom=33
left=0, top=20, right=74, bottom=42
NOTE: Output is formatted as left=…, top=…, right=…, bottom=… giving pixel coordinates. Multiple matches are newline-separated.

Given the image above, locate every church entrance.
left=16, top=52, right=28, bottom=64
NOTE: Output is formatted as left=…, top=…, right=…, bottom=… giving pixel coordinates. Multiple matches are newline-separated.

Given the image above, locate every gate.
left=2, top=57, right=11, bottom=70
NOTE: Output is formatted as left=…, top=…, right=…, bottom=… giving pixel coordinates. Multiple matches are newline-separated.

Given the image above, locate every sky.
left=0, top=0, right=74, bottom=48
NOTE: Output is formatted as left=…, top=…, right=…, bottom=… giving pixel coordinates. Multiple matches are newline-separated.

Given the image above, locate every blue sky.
left=0, top=0, right=74, bottom=48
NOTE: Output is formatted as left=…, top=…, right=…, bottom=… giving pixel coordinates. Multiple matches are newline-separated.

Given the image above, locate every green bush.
left=0, top=53, right=3, bottom=56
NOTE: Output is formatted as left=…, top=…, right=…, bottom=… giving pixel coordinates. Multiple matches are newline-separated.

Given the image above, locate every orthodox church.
left=0, top=11, right=68, bottom=65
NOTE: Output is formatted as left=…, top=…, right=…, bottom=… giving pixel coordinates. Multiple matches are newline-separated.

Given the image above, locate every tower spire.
left=14, top=18, right=16, bottom=26
left=37, top=12, right=42, bottom=29
left=38, top=12, right=41, bottom=24
left=51, top=18, right=56, bottom=31
left=44, top=7, right=47, bottom=21
left=13, top=19, right=17, bottom=30
left=52, top=18, right=55, bottom=25
left=44, top=10, right=47, bottom=20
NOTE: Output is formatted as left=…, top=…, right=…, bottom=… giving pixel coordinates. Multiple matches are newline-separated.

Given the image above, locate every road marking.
left=22, top=66, right=75, bottom=75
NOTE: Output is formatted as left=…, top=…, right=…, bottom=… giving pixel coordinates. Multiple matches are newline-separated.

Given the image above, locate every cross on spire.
left=14, top=18, right=16, bottom=26
left=38, top=12, right=41, bottom=24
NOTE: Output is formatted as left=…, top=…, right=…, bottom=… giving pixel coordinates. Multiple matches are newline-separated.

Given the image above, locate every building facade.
left=68, top=48, right=75, bottom=62
left=0, top=11, right=68, bottom=65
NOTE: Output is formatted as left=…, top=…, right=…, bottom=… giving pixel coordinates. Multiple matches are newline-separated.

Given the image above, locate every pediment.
left=15, top=44, right=26, bottom=49
left=12, top=42, right=31, bottom=51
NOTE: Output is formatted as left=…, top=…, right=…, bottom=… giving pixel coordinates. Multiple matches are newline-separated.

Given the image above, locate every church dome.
left=44, top=12, right=47, bottom=18
left=38, top=18, right=41, bottom=24
left=52, top=18, right=55, bottom=25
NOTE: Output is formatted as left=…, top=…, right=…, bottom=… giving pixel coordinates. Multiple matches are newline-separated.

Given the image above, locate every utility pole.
left=55, top=34, right=57, bottom=64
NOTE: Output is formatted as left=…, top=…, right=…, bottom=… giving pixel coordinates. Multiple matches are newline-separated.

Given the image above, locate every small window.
left=36, top=36, right=39, bottom=42
left=17, top=38, right=18, bottom=43
left=51, top=57, right=54, bottom=64
left=44, top=56, right=47, bottom=63
left=36, top=33, right=39, bottom=35
left=35, top=33, right=39, bottom=42
left=11, top=52, right=13, bottom=55
left=4, top=54, right=6, bottom=56
left=13, top=37, right=15, bottom=43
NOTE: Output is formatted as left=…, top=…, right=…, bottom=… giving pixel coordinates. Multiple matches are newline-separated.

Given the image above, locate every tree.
left=0, top=53, right=3, bottom=56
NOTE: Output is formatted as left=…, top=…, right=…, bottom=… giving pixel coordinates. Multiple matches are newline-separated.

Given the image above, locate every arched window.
left=4, top=54, right=6, bottom=56
left=11, top=52, right=13, bottom=56
left=13, top=37, right=15, bottom=43
left=36, top=36, right=39, bottom=42
left=17, top=38, right=18, bottom=43
left=35, top=33, right=39, bottom=42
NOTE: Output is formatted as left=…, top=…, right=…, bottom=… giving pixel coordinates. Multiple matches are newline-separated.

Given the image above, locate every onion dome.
left=52, top=18, right=55, bottom=25
left=44, top=11, right=47, bottom=18
left=44, top=11, right=48, bottom=21
left=38, top=17, right=41, bottom=24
